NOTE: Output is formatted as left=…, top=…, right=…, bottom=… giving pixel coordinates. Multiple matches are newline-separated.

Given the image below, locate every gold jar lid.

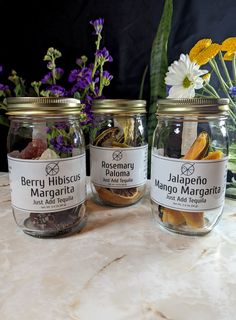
left=157, top=98, right=229, bottom=116
left=6, top=97, right=82, bottom=116
left=91, top=99, right=147, bottom=114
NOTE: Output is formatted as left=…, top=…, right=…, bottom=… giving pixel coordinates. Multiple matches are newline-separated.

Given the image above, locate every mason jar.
left=6, top=97, right=86, bottom=238
left=150, top=98, right=229, bottom=236
left=90, top=99, right=148, bottom=206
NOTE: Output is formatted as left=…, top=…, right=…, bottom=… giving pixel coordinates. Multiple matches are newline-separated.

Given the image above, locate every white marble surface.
left=1, top=172, right=236, bottom=320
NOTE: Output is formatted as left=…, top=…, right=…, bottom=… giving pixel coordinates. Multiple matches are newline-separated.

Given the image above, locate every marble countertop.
left=1, top=172, right=236, bottom=320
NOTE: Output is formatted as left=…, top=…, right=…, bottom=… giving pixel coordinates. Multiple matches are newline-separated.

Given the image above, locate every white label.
left=90, top=145, right=148, bottom=188
left=8, top=154, right=86, bottom=212
left=150, top=149, right=228, bottom=211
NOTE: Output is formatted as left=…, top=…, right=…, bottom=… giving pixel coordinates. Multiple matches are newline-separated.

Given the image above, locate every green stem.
left=228, top=108, right=236, bottom=125
left=98, top=64, right=104, bottom=96
left=219, top=51, right=233, bottom=87
left=233, top=53, right=236, bottom=85
left=205, top=83, right=220, bottom=97
left=92, top=34, right=102, bottom=78
left=195, top=92, right=212, bottom=98
left=202, top=83, right=219, bottom=97
left=81, top=87, right=89, bottom=100
left=209, top=59, right=236, bottom=108
left=52, top=58, right=56, bottom=85
left=211, top=59, right=229, bottom=89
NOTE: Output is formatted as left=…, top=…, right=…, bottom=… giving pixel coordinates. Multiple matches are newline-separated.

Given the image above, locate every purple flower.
left=62, top=146, right=73, bottom=153
left=50, top=138, right=56, bottom=146
left=95, top=47, right=113, bottom=62
left=90, top=18, right=104, bottom=35
left=102, top=71, right=113, bottom=86
left=55, top=67, right=64, bottom=80
left=229, top=86, right=236, bottom=98
left=47, top=85, right=67, bottom=97
left=41, top=68, right=64, bottom=84
left=41, top=72, right=53, bottom=84
left=50, top=135, right=73, bottom=154
left=166, top=85, right=172, bottom=96
left=56, top=135, right=64, bottom=145
left=69, top=67, right=93, bottom=93
left=0, top=83, right=9, bottom=91
left=55, top=123, right=68, bottom=129
left=68, top=69, right=79, bottom=83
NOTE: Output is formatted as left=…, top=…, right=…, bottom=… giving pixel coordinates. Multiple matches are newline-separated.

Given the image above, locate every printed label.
left=8, top=154, right=86, bottom=212
left=90, top=145, right=148, bottom=188
left=150, top=149, right=228, bottom=211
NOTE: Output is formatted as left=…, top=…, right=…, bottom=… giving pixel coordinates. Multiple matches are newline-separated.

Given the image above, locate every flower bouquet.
left=164, top=37, right=236, bottom=198
left=0, top=18, right=113, bottom=134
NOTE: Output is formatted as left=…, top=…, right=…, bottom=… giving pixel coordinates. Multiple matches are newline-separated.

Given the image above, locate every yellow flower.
left=221, top=37, right=236, bottom=52
left=191, top=44, right=221, bottom=66
left=223, top=51, right=236, bottom=61
left=189, top=39, right=212, bottom=61
left=202, top=73, right=211, bottom=82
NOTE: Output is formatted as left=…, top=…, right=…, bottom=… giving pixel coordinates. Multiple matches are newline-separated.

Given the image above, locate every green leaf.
left=74, top=92, right=81, bottom=100
left=139, top=65, right=148, bottom=100
left=147, top=0, right=173, bottom=176
left=0, top=115, right=9, bottom=127
left=43, top=55, right=51, bottom=61
left=0, top=101, right=7, bottom=111
left=149, top=0, right=173, bottom=139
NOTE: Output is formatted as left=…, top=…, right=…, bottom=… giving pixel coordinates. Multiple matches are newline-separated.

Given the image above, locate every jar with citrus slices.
left=90, top=99, right=148, bottom=206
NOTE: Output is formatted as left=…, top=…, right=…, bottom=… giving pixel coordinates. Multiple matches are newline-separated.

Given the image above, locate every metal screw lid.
left=6, top=97, right=82, bottom=116
left=91, top=99, right=147, bottom=114
left=157, top=98, right=229, bottom=116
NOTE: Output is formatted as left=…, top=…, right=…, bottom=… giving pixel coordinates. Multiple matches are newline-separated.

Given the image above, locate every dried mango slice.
left=180, top=211, right=204, bottom=229
left=162, top=207, right=185, bottom=226
left=182, top=131, right=209, bottom=160
left=162, top=132, right=211, bottom=229
left=203, top=150, right=223, bottom=160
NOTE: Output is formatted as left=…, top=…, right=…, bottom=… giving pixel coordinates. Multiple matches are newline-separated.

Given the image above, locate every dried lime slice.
left=95, top=186, right=141, bottom=205
left=94, top=127, right=120, bottom=146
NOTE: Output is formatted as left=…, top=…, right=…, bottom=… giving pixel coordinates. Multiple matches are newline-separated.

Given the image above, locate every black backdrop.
left=1, top=0, right=236, bottom=171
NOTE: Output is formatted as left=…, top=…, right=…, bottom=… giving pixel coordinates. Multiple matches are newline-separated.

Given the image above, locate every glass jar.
left=6, top=97, right=87, bottom=238
left=150, top=98, right=229, bottom=236
left=90, top=99, right=148, bottom=206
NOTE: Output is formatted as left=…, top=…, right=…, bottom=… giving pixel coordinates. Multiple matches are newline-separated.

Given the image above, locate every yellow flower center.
left=183, top=76, right=192, bottom=88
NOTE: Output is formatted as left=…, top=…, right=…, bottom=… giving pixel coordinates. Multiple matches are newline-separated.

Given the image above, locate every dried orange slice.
left=95, top=186, right=140, bottom=206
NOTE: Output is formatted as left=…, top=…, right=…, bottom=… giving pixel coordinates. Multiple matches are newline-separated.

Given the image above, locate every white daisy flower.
left=165, top=54, right=208, bottom=98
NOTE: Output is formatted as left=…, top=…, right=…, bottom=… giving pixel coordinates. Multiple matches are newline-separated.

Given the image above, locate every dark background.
left=1, top=0, right=236, bottom=171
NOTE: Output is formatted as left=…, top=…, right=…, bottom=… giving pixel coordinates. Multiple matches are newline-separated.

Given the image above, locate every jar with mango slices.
left=150, top=98, right=229, bottom=236
left=90, top=99, right=148, bottom=207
